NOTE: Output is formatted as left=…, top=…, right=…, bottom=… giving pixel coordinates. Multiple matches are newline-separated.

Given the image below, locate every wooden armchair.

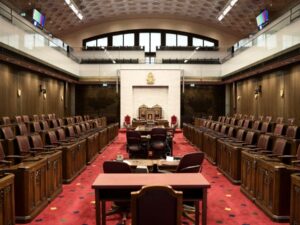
left=131, top=185, right=182, bottom=225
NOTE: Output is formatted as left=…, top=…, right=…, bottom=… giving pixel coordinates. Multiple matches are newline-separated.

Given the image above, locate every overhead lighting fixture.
left=184, top=59, right=188, bottom=63
left=217, top=0, right=238, bottom=21
left=65, top=0, right=83, bottom=20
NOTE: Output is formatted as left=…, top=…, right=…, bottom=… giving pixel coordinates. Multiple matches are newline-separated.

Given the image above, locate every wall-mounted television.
left=32, top=9, right=45, bottom=28
left=256, top=9, right=269, bottom=30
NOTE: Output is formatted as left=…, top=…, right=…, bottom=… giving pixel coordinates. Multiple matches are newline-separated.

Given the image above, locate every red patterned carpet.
left=18, top=131, right=289, bottom=225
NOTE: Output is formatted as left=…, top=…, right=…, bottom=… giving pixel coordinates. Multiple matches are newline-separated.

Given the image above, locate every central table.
left=92, top=173, right=210, bottom=225
left=123, top=158, right=179, bottom=172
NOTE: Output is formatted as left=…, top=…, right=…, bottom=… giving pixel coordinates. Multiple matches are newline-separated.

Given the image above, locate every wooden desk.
left=123, top=159, right=179, bottom=172
left=92, top=173, right=210, bottom=225
left=135, top=125, right=165, bottom=134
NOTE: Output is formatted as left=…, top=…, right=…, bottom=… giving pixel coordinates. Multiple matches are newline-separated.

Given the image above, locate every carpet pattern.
left=18, top=131, right=289, bottom=225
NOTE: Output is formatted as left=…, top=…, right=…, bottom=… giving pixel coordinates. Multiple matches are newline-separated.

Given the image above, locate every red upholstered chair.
left=171, top=115, right=178, bottom=129
left=126, top=130, right=147, bottom=158
left=175, top=152, right=205, bottom=173
left=150, top=128, right=167, bottom=158
left=15, top=116, right=22, bottom=123
left=124, top=115, right=131, bottom=128
left=131, top=185, right=182, bottom=225
left=1, top=116, right=12, bottom=125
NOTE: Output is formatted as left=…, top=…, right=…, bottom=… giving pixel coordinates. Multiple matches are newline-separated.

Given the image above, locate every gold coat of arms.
left=147, top=72, right=155, bottom=84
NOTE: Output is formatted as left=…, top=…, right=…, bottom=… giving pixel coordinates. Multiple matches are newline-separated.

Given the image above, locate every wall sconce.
left=17, top=89, right=22, bottom=97
left=280, top=89, right=284, bottom=98
left=61, top=95, right=64, bottom=101
left=43, top=93, right=47, bottom=99
left=237, top=95, right=241, bottom=101
left=254, top=93, right=259, bottom=99
left=40, top=85, right=47, bottom=94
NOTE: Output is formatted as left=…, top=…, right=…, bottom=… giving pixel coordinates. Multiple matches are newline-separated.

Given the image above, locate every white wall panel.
left=120, top=69, right=181, bottom=127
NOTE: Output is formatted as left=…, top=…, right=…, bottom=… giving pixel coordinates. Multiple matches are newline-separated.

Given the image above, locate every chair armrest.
left=292, top=160, right=300, bottom=165
left=30, top=147, right=44, bottom=151
left=243, top=145, right=257, bottom=148
left=44, top=145, right=57, bottom=148
left=258, top=150, right=273, bottom=154
left=5, top=155, right=25, bottom=159
left=264, top=154, right=280, bottom=157
left=278, top=155, right=297, bottom=159
left=0, top=160, right=13, bottom=165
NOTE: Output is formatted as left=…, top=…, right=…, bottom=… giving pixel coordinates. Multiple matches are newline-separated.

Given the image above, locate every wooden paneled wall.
left=0, top=62, right=70, bottom=118
left=181, top=84, right=225, bottom=123
left=75, top=84, right=120, bottom=123
left=235, top=64, right=300, bottom=124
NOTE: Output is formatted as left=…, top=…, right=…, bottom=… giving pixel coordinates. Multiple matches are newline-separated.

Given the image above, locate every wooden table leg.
left=202, top=189, right=207, bottom=225
left=95, top=190, right=100, bottom=225
left=101, top=200, right=106, bottom=225
left=195, top=200, right=199, bottom=225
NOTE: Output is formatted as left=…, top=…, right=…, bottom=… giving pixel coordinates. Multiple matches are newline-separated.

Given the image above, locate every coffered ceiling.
left=3, top=0, right=300, bottom=38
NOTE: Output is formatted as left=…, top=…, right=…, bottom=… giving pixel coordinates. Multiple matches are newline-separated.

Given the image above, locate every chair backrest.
left=237, top=119, right=244, bottom=127
left=66, top=126, right=76, bottom=137
left=265, top=116, right=272, bottom=122
left=40, top=121, right=49, bottom=130
left=15, top=116, right=22, bottom=123
left=32, top=115, right=39, bottom=122
left=80, top=123, right=87, bottom=132
left=32, top=121, right=42, bottom=132
left=1, top=126, right=15, bottom=139
left=227, top=127, right=235, bottom=137
left=276, top=117, right=284, bottom=124
left=50, top=119, right=58, bottom=128
left=16, top=123, right=29, bottom=136
left=244, top=131, right=256, bottom=145
left=103, top=161, right=131, bottom=173
left=2, top=116, right=11, bottom=125
left=176, top=152, right=205, bottom=173
left=252, top=120, right=261, bottom=130
left=124, top=115, right=131, bottom=125
left=22, top=115, right=30, bottom=123
left=151, top=128, right=167, bottom=142
left=287, top=118, right=295, bottom=126
left=58, top=118, right=64, bottom=127
left=214, top=123, right=220, bottom=132
left=243, top=119, right=251, bottom=128
left=56, top=128, right=67, bottom=140
left=230, top=118, right=236, bottom=126
left=272, top=138, right=288, bottom=155
left=47, top=131, right=58, bottom=144
left=126, top=130, right=141, bottom=145
left=40, top=114, right=46, bottom=121
left=273, top=123, right=285, bottom=136
left=75, top=125, right=82, bottom=135
left=286, top=126, right=300, bottom=139
left=220, top=125, right=227, bottom=134
left=236, top=129, right=245, bottom=141
left=171, top=115, right=177, bottom=125
left=131, top=185, right=182, bottom=225
left=260, top=122, right=270, bottom=133
left=16, top=135, right=31, bottom=154
left=30, top=134, right=44, bottom=148
left=257, top=134, right=271, bottom=149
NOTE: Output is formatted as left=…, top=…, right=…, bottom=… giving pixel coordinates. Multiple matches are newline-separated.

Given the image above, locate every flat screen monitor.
left=32, top=9, right=45, bottom=28
left=256, top=9, right=269, bottom=30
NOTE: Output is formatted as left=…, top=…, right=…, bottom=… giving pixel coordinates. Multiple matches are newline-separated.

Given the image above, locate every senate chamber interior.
left=0, top=0, right=300, bottom=225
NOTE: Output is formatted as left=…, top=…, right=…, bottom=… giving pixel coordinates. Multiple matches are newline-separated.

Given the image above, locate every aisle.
left=19, top=131, right=287, bottom=225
